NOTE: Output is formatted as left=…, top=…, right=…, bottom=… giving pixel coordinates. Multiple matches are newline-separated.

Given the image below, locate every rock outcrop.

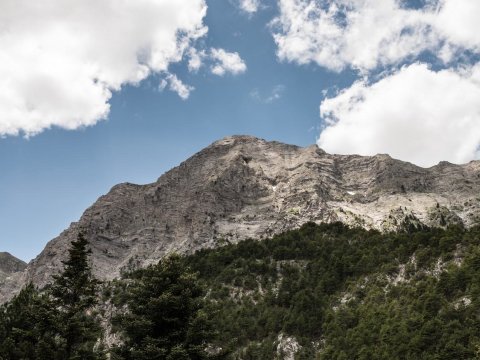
left=0, top=252, right=27, bottom=283
left=1, top=135, right=480, bottom=302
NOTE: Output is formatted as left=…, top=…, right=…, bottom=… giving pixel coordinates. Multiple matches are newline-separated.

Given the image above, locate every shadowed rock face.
left=2, top=135, right=480, bottom=302
left=0, top=252, right=27, bottom=282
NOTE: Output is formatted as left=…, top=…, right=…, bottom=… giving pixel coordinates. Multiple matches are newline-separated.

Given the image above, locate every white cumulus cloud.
left=272, top=0, right=480, bottom=72
left=239, top=0, right=261, bottom=14
left=318, top=63, right=480, bottom=167
left=272, top=0, right=480, bottom=166
left=210, top=48, right=247, bottom=76
left=187, top=48, right=206, bottom=73
left=159, top=74, right=194, bottom=100
left=434, top=0, right=480, bottom=52
left=0, top=0, right=207, bottom=137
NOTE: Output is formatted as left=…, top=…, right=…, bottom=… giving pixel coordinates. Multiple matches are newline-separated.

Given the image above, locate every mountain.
left=1, top=135, right=480, bottom=302
left=0, top=252, right=26, bottom=282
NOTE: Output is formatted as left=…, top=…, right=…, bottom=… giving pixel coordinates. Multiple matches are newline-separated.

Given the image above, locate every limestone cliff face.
left=0, top=252, right=26, bottom=283
left=1, top=135, right=480, bottom=302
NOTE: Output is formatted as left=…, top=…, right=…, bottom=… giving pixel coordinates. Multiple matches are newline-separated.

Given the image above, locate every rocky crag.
left=1, top=135, right=480, bottom=302
left=0, top=252, right=26, bottom=283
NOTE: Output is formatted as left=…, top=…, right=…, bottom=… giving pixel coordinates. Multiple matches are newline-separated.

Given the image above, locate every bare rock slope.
left=2, top=135, right=480, bottom=302
left=0, top=252, right=27, bottom=283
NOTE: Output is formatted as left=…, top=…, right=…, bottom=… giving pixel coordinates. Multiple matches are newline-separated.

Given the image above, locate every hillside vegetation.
left=112, top=222, right=480, bottom=359
left=3, top=222, right=480, bottom=359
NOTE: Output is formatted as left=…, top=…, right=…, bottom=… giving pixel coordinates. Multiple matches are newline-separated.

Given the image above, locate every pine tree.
left=0, top=283, right=58, bottom=360
left=113, top=255, right=218, bottom=360
left=50, top=232, right=104, bottom=359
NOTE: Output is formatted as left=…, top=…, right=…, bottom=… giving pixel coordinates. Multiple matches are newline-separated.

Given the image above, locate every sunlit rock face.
left=2, top=135, right=480, bottom=302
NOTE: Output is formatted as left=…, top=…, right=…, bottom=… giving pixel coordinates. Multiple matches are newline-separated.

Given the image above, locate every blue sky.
left=1, top=0, right=479, bottom=260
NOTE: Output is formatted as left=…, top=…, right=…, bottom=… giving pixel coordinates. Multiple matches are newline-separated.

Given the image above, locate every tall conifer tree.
left=50, top=232, right=104, bottom=359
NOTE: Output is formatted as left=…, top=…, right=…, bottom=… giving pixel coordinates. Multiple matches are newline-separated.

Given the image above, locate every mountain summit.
left=1, top=135, right=480, bottom=302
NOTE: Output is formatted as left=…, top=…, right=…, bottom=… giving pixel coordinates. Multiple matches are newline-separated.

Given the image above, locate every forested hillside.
left=112, top=223, right=480, bottom=359
left=3, top=223, right=480, bottom=359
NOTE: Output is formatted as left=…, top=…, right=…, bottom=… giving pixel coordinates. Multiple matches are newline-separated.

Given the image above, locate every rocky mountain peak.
left=1, top=135, right=480, bottom=302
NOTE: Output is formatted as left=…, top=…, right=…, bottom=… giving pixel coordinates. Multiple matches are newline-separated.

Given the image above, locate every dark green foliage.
left=112, top=255, right=221, bottom=360
left=49, top=232, right=104, bottom=359
left=175, top=223, right=480, bottom=359
left=0, top=284, right=58, bottom=360
left=0, top=232, right=104, bottom=360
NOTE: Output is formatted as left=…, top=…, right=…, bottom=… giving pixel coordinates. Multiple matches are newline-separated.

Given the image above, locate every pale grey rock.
left=276, top=333, right=301, bottom=360
left=1, top=135, right=480, bottom=302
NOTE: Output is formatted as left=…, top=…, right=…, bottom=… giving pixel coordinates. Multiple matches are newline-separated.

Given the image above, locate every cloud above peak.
left=185, top=47, right=248, bottom=76
left=159, top=74, right=194, bottom=100
left=272, top=0, right=480, bottom=72
left=239, top=0, right=261, bottom=14
left=318, top=63, right=480, bottom=167
left=210, top=48, right=247, bottom=76
left=0, top=0, right=207, bottom=137
left=270, top=0, right=480, bottom=166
